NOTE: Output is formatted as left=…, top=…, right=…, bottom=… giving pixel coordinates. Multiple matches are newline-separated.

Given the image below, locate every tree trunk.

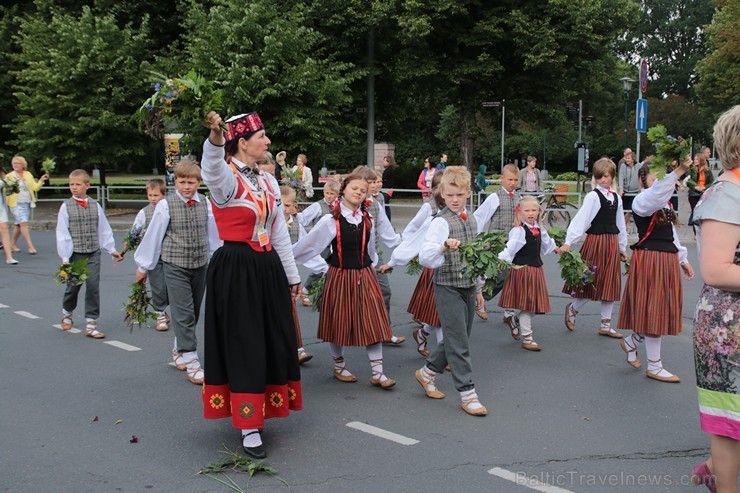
left=459, top=107, right=475, bottom=174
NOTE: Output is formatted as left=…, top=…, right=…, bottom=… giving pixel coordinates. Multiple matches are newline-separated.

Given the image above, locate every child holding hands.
left=416, top=166, right=488, bottom=416
left=56, top=169, right=122, bottom=338
left=497, top=195, right=557, bottom=351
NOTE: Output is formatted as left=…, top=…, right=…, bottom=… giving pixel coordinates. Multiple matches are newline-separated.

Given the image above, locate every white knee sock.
left=600, top=301, right=614, bottom=320
left=367, top=343, right=390, bottom=382
left=366, top=342, right=382, bottom=361
left=624, top=332, right=643, bottom=363
left=645, top=336, right=675, bottom=377
left=429, top=325, right=443, bottom=343
left=241, top=428, right=262, bottom=447
left=572, top=298, right=589, bottom=312
left=329, top=343, right=344, bottom=360
left=518, top=311, right=533, bottom=338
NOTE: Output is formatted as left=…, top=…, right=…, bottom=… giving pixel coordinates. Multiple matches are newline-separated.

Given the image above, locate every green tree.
left=183, top=0, right=360, bottom=162
left=11, top=2, right=152, bottom=171
left=618, top=0, right=714, bottom=99
left=695, top=0, right=740, bottom=117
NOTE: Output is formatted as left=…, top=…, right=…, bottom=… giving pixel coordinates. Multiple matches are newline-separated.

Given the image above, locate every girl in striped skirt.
left=293, top=174, right=395, bottom=388
left=498, top=196, right=557, bottom=351
left=617, top=160, right=695, bottom=383
left=380, top=170, right=446, bottom=357
left=558, top=158, right=628, bottom=338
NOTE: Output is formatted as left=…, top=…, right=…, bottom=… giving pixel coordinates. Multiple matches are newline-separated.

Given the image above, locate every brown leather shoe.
left=333, top=368, right=357, bottom=383
left=598, top=328, right=624, bottom=339
left=503, top=314, right=521, bottom=341
left=61, top=314, right=73, bottom=331
left=460, top=394, right=488, bottom=416
left=475, top=309, right=489, bottom=320
left=619, top=339, right=641, bottom=369
left=370, top=373, right=396, bottom=389
left=521, top=337, right=541, bottom=352
left=298, top=350, right=313, bottom=365
left=388, top=335, right=406, bottom=345
left=415, top=369, right=445, bottom=399
left=646, top=360, right=680, bottom=383
left=412, top=328, right=430, bottom=358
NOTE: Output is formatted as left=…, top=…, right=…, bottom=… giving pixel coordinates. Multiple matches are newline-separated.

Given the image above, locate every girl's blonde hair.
left=439, top=166, right=471, bottom=191
left=592, top=157, right=616, bottom=180
left=513, top=195, right=541, bottom=227
left=280, top=185, right=296, bottom=202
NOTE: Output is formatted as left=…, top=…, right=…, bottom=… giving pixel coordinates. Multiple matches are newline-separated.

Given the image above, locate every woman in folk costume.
left=498, top=196, right=557, bottom=351
left=380, top=170, right=446, bottom=357
left=618, top=158, right=695, bottom=383
left=200, top=112, right=302, bottom=459
left=559, top=158, right=628, bottom=338
left=293, top=174, right=396, bottom=389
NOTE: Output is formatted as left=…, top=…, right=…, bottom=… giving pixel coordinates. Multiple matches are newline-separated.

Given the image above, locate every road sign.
left=636, top=98, right=648, bottom=133
left=639, top=59, right=649, bottom=93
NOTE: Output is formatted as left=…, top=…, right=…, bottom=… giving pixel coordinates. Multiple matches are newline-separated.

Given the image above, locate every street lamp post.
left=620, top=77, right=635, bottom=150
left=482, top=100, right=505, bottom=173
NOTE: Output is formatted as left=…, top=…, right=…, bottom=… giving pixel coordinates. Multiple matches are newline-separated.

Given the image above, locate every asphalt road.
left=2, top=231, right=708, bottom=493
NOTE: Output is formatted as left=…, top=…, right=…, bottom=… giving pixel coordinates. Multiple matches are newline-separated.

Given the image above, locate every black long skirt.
left=202, top=242, right=302, bottom=429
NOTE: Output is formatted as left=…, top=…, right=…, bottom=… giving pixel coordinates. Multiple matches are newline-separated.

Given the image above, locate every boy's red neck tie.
left=460, top=211, right=467, bottom=220
left=187, top=199, right=195, bottom=207
left=72, top=197, right=87, bottom=208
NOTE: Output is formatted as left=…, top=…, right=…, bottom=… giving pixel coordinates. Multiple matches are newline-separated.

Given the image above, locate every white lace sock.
left=420, top=365, right=438, bottom=380
left=181, top=351, right=198, bottom=364
left=241, top=429, right=262, bottom=447
left=518, top=311, right=533, bottom=338
left=460, top=388, right=485, bottom=411
left=645, top=336, right=675, bottom=378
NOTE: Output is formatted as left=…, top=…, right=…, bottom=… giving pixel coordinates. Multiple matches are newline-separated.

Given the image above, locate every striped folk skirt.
left=499, top=265, right=551, bottom=314
left=562, top=233, right=621, bottom=301
left=318, top=265, right=392, bottom=346
left=618, top=249, right=683, bottom=336
left=407, top=267, right=440, bottom=327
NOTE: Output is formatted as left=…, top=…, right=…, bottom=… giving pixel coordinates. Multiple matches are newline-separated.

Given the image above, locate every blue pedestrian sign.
left=636, top=98, right=648, bottom=133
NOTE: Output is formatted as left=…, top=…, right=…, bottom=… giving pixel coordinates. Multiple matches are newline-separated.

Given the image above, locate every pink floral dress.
left=692, top=180, right=740, bottom=440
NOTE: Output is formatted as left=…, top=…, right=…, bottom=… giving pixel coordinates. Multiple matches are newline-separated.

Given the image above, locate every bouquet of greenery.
left=646, top=124, right=692, bottom=177
left=560, top=251, right=596, bottom=296
left=547, top=226, right=567, bottom=248
left=458, top=231, right=512, bottom=299
left=280, top=164, right=305, bottom=196
left=123, top=281, right=157, bottom=332
left=405, top=256, right=423, bottom=276
left=121, top=226, right=144, bottom=258
left=307, top=274, right=326, bottom=311
left=3, top=178, right=20, bottom=196
left=41, top=157, right=56, bottom=175
left=55, top=258, right=89, bottom=286
left=134, top=70, right=228, bottom=139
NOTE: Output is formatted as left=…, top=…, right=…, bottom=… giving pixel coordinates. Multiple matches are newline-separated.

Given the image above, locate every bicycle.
left=536, top=186, right=579, bottom=229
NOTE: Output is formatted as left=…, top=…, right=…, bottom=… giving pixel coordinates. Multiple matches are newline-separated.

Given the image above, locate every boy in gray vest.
left=473, top=163, right=521, bottom=331
left=417, top=166, right=488, bottom=417
left=57, top=169, right=122, bottom=338
left=126, top=178, right=170, bottom=331
left=135, top=161, right=222, bottom=385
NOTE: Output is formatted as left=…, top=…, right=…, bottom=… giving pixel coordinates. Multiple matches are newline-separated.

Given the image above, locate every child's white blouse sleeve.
left=132, top=209, right=146, bottom=231
left=297, top=202, right=320, bottom=228
left=419, top=217, right=449, bottom=269
left=632, top=172, right=678, bottom=217
left=565, top=192, right=600, bottom=246
left=672, top=224, right=689, bottom=264
left=473, top=193, right=500, bottom=234
left=56, top=202, right=73, bottom=262
left=402, top=203, right=431, bottom=239
left=293, top=215, right=335, bottom=266
left=498, top=227, right=526, bottom=263
left=539, top=227, right=557, bottom=256
left=134, top=200, right=170, bottom=273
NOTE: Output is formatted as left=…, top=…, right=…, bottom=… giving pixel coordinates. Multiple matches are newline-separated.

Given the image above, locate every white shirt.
left=287, top=215, right=327, bottom=274
left=368, top=196, right=401, bottom=249
left=296, top=199, right=331, bottom=228
left=56, top=198, right=117, bottom=262
left=292, top=202, right=378, bottom=274
left=565, top=186, right=628, bottom=252
left=498, top=222, right=557, bottom=263
left=200, top=138, right=300, bottom=285
left=632, top=171, right=689, bottom=264
left=132, top=208, right=147, bottom=231
left=134, top=191, right=222, bottom=273
left=419, top=209, right=469, bottom=270
left=387, top=203, right=434, bottom=268
left=292, top=165, right=314, bottom=198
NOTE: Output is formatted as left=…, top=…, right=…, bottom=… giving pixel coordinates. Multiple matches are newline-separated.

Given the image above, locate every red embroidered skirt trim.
left=203, top=381, right=303, bottom=429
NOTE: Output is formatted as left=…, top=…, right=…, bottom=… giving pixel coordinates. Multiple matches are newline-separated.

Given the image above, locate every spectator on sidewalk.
left=6, top=155, right=48, bottom=254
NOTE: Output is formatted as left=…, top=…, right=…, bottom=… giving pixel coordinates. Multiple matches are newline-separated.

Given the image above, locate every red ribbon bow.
left=508, top=192, right=514, bottom=198
left=460, top=211, right=467, bottom=220
left=528, top=226, right=540, bottom=237
left=73, top=197, right=87, bottom=209
left=187, top=199, right=195, bottom=207
left=364, top=199, right=372, bottom=208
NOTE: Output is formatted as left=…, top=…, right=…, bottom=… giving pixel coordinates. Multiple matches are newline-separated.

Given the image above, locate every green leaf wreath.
left=41, top=157, right=56, bottom=175
left=55, top=258, right=89, bottom=286
left=458, top=231, right=512, bottom=298
left=123, top=281, right=157, bottom=332
left=646, top=124, right=692, bottom=178
left=560, top=251, right=596, bottom=296
left=134, top=70, right=228, bottom=139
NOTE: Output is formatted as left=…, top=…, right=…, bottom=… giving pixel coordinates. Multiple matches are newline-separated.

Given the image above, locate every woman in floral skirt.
left=691, top=105, right=740, bottom=493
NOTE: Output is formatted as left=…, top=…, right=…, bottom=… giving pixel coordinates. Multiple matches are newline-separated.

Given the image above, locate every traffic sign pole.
left=635, top=59, right=649, bottom=162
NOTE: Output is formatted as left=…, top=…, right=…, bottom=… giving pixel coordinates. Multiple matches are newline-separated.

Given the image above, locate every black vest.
left=512, top=226, right=543, bottom=267
left=632, top=209, right=678, bottom=253
left=586, top=189, right=619, bottom=235
left=328, top=215, right=372, bottom=269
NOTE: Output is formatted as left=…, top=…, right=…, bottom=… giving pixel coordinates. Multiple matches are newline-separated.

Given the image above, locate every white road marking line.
left=53, top=324, right=81, bottom=334
left=103, top=341, right=141, bottom=352
left=15, top=311, right=40, bottom=319
left=488, top=467, right=576, bottom=493
left=345, top=421, right=419, bottom=446
left=0, top=303, right=9, bottom=308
